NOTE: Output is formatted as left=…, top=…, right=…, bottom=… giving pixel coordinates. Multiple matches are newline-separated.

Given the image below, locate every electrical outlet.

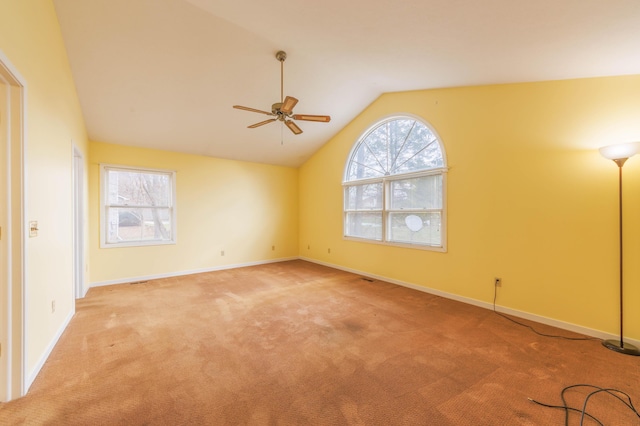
left=328, top=248, right=331, bottom=254
left=307, top=245, right=310, bottom=250
left=271, top=245, right=275, bottom=251
left=221, top=250, right=225, bottom=256
left=51, top=300, right=56, bottom=313
left=494, top=277, right=502, bottom=287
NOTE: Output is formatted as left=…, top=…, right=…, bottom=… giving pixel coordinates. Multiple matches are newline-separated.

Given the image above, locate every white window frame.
left=100, top=164, right=177, bottom=248
left=343, top=115, right=447, bottom=252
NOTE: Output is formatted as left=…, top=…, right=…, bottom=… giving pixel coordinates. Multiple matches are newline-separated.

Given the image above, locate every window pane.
left=345, top=183, right=383, bottom=210
left=390, top=175, right=442, bottom=210
left=387, top=119, right=417, bottom=169
left=388, top=212, right=441, bottom=246
left=391, top=127, right=443, bottom=174
left=345, top=212, right=382, bottom=240
left=392, top=140, right=442, bottom=174
left=346, top=144, right=387, bottom=180
left=107, top=170, right=171, bottom=207
left=106, top=207, right=172, bottom=244
left=364, top=125, right=390, bottom=168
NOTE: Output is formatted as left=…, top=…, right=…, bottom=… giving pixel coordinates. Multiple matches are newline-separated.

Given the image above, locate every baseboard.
left=25, top=308, right=75, bottom=392
left=89, top=257, right=299, bottom=288
left=299, top=256, right=640, bottom=349
left=90, top=255, right=640, bottom=348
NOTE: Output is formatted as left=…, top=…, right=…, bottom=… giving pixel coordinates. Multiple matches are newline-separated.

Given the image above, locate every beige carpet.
left=1, top=260, right=639, bottom=425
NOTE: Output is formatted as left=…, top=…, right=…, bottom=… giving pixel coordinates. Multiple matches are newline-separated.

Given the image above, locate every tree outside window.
left=101, top=165, right=176, bottom=248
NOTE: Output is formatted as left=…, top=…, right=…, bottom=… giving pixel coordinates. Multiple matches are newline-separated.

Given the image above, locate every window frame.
left=343, top=115, right=447, bottom=252
left=100, top=164, right=177, bottom=249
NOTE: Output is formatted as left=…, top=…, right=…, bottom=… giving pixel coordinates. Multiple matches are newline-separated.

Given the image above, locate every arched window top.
left=345, top=116, right=445, bottom=182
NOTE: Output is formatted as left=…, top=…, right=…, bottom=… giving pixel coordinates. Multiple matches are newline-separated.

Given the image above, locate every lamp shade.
left=599, top=142, right=640, bottom=160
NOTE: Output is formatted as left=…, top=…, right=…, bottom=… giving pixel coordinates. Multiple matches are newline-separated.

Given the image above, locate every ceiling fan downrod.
left=276, top=50, right=287, bottom=104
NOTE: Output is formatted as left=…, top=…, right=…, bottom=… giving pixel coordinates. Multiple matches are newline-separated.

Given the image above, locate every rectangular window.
left=343, top=172, right=445, bottom=250
left=100, top=165, right=176, bottom=248
left=387, top=175, right=442, bottom=245
left=389, top=175, right=442, bottom=210
left=344, top=183, right=383, bottom=240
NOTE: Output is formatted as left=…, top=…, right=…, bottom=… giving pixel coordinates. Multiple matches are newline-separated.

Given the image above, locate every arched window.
left=343, top=115, right=447, bottom=250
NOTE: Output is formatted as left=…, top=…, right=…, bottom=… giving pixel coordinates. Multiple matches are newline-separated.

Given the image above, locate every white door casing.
left=0, top=49, right=26, bottom=402
left=73, top=147, right=85, bottom=299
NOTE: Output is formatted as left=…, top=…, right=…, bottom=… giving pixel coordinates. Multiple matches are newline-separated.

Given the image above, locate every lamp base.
left=602, top=339, right=640, bottom=356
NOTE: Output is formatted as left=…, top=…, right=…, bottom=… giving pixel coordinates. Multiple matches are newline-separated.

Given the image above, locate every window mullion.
left=107, top=204, right=171, bottom=209
left=383, top=180, right=388, bottom=242
left=388, top=208, right=442, bottom=213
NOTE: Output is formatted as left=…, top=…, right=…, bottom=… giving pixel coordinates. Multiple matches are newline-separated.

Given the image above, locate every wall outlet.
left=271, top=245, right=275, bottom=251
left=328, top=248, right=331, bottom=254
left=221, top=250, right=225, bottom=256
left=494, top=277, right=502, bottom=287
left=51, top=300, right=56, bottom=313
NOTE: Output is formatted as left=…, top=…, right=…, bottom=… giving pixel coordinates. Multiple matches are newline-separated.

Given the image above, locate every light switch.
left=29, top=221, right=38, bottom=237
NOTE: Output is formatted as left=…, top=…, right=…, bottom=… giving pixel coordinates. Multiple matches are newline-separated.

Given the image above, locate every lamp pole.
left=600, top=146, right=640, bottom=356
left=615, top=159, right=625, bottom=349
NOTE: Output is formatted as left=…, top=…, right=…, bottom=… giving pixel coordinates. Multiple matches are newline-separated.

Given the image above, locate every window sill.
left=343, top=236, right=447, bottom=253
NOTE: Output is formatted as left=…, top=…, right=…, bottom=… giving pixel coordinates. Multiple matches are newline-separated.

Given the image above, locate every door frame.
left=73, top=146, right=86, bottom=299
left=0, top=49, right=26, bottom=402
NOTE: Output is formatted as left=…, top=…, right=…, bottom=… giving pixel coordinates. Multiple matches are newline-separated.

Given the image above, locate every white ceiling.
left=53, top=0, right=640, bottom=167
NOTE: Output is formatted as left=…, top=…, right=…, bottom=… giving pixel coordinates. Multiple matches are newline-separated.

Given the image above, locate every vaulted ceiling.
left=53, top=0, right=640, bottom=167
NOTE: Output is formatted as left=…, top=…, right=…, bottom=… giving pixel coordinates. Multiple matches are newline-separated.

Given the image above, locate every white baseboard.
left=89, top=257, right=299, bottom=288
left=25, top=308, right=75, bottom=392
left=299, top=256, right=640, bottom=348
left=89, top=255, right=640, bottom=348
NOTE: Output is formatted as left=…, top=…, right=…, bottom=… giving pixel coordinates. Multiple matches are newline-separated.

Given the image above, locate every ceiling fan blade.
left=292, top=114, right=331, bottom=123
left=233, top=105, right=274, bottom=116
left=248, top=118, right=277, bottom=128
left=280, top=96, right=298, bottom=114
left=285, top=119, right=303, bottom=135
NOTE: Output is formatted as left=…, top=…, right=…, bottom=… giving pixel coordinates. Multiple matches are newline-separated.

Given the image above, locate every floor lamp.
left=599, top=142, right=640, bottom=356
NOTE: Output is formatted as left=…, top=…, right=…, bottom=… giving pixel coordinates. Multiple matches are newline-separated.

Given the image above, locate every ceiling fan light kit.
left=233, top=51, right=331, bottom=135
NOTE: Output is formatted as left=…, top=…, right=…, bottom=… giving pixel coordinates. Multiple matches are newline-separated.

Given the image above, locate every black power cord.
left=492, top=285, right=640, bottom=424
left=528, top=384, right=640, bottom=426
left=492, top=281, right=599, bottom=341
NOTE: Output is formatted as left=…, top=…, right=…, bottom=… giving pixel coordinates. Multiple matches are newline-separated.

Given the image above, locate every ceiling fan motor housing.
left=272, top=102, right=290, bottom=120
left=272, top=102, right=283, bottom=114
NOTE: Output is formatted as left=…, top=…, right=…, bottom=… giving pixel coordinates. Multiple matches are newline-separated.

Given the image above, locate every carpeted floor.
left=1, top=260, right=639, bottom=425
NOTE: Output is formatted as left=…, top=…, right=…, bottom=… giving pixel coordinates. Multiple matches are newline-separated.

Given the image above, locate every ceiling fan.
left=233, top=51, right=331, bottom=135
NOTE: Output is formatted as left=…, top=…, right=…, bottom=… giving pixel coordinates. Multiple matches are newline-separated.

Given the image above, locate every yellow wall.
left=0, top=0, right=89, bottom=380
left=2, top=0, right=640, bottom=394
left=300, top=75, right=640, bottom=341
left=89, top=142, right=299, bottom=284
